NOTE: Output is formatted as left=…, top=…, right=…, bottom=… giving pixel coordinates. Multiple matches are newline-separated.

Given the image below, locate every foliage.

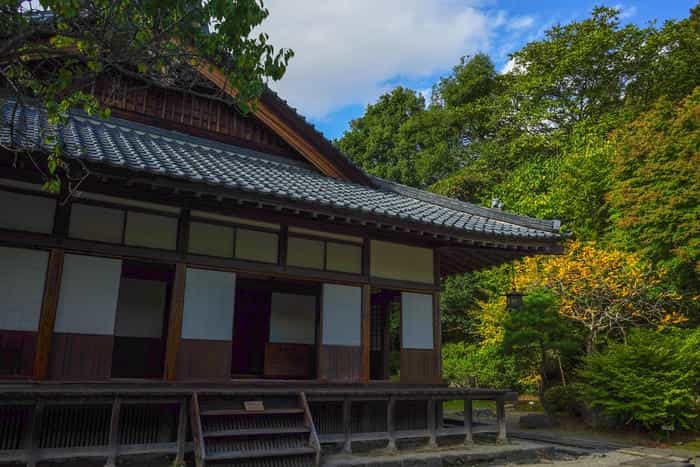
left=579, top=328, right=700, bottom=431
left=608, top=88, right=700, bottom=296
left=440, top=266, right=510, bottom=343
left=542, top=383, right=586, bottom=418
left=336, top=87, right=425, bottom=186
left=1, top=0, right=293, bottom=191
left=442, top=341, right=535, bottom=394
left=517, top=241, right=685, bottom=353
left=503, top=291, right=584, bottom=394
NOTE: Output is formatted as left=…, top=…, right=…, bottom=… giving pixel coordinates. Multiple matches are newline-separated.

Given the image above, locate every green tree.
left=1, top=0, right=293, bottom=191
left=510, top=6, right=649, bottom=133
left=580, top=328, right=700, bottom=431
left=503, top=291, right=583, bottom=396
left=336, top=87, right=425, bottom=186
left=608, top=88, right=700, bottom=296
left=434, top=53, right=496, bottom=109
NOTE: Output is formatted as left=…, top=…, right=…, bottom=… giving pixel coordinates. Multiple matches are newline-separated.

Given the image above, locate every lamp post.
left=505, top=291, right=525, bottom=311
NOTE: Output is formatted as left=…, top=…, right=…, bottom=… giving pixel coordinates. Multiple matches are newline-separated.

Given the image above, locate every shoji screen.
left=401, top=292, right=434, bottom=349
left=179, top=268, right=236, bottom=378
left=319, top=284, right=362, bottom=381
left=400, top=292, right=439, bottom=384
left=0, top=247, right=49, bottom=377
left=52, top=254, right=123, bottom=379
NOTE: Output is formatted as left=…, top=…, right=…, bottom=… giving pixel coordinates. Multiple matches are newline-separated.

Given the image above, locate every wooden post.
left=464, top=398, right=473, bottom=445
left=386, top=397, right=396, bottom=451
left=342, top=398, right=352, bottom=454
left=175, top=398, right=187, bottom=465
left=360, top=284, right=371, bottom=383
left=496, top=396, right=507, bottom=443
left=164, top=263, right=186, bottom=381
left=427, top=398, right=437, bottom=448
left=33, top=249, right=64, bottom=380
left=25, top=400, right=44, bottom=467
left=105, top=397, right=121, bottom=467
left=433, top=291, right=442, bottom=383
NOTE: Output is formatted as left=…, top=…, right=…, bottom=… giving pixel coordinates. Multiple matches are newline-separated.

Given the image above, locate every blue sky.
left=261, top=1, right=696, bottom=140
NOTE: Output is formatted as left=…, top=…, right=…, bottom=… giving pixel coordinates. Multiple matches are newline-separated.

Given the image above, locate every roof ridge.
left=67, top=110, right=315, bottom=172
left=371, top=176, right=561, bottom=233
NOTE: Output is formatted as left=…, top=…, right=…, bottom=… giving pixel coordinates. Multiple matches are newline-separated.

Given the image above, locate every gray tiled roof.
left=0, top=100, right=561, bottom=241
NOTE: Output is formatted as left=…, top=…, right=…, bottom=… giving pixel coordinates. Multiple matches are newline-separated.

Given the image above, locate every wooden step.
left=203, top=426, right=310, bottom=438
left=206, top=446, right=316, bottom=461
left=200, top=407, right=304, bottom=417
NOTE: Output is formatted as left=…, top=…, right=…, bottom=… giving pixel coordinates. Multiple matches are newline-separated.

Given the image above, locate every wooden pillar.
left=105, top=397, right=122, bottom=467
left=24, top=400, right=44, bottom=467
left=175, top=398, right=188, bottom=465
left=33, top=249, right=64, bottom=380
left=464, top=398, right=473, bottom=445
left=433, top=291, right=442, bottom=383
left=496, top=396, right=507, bottom=443
left=360, top=284, right=371, bottom=384
left=342, top=398, right=352, bottom=453
left=164, top=263, right=186, bottom=381
left=386, top=397, right=396, bottom=451
left=427, top=398, right=437, bottom=448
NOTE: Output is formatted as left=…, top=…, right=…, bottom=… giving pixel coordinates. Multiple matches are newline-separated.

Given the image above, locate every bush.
left=542, top=383, right=586, bottom=418
left=442, top=342, right=535, bottom=393
left=580, top=328, right=700, bottom=432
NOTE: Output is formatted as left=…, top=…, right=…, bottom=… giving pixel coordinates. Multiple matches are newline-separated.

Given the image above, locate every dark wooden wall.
left=0, top=331, right=36, bottom=378
left=318, top=345, right=361, bottom=382
left=400, top=349, right=441, bottom=384
left=49, top=334, right=114, bottom=380
left=176, top=339, right=231, bottom=380
left=94, top=75, right=305, bottom=162
left=264, top=343, right=314, bottom=379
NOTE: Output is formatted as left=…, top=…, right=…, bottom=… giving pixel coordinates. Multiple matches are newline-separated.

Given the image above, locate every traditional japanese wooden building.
left=0, top=67, right=563, bottom=466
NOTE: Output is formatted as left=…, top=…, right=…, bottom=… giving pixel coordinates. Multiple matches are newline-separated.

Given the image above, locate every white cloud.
left=614, top=4, right=638, bottom=20
left=506, top=15, right=535, bottom=31
left=259, top=0, right=494, bottom=118
left=500, top=58, right=516, bottom=74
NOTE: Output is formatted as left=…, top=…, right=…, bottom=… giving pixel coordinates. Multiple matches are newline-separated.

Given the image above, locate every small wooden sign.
left=661, top=424, right=675, bottom=432
left=244, top=400, right=265, bottom=412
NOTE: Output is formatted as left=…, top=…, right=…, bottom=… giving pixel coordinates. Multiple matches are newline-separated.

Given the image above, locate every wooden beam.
left=164, top=263, right=186, bottom=381
left=33, top=249, right=64, bottom=380
left=360, top=284, right=371, bottom=384
left=464, top=397, right=473, bottom=445
left=105, top=397, right=122, bottom=467
left=433, top=291, right=442, bottom=384
left=342, top=398, right=352, bottom=453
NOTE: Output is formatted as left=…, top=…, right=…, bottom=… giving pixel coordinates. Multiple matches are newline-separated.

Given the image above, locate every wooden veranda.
left=0, top=381, right=513, bottom=466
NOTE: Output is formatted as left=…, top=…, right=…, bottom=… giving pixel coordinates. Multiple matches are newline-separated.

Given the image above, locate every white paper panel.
left=55, top=254, right=122, bottom=335
left=370, top=240, right=434, bottom=284
left=188, top=221, right=234, bottom=258
left=235, top=228, right=278, bottom=263
left=182, top=268, right=235, bottom=341
left=326, top=242, right=362, bottom=274
left=401, top=292, right=434, bottom=350
left=124, top=211, right=178, bottom=250
left=0, top=190, right=55, bottom=234
left=114, top=278, right=167, bottom=338
left=287, top=237, right=324, bottom=269
left=0, top=247, right=49, bottom=331
left=322, top=284, right=361, bottom=346
left=69, top=203, right=125, bottom=243
left=269, top=293, right=317, bottom=345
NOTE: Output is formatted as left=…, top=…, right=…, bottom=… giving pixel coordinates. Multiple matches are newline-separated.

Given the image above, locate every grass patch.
left=442, top=400, right=496, bottom=412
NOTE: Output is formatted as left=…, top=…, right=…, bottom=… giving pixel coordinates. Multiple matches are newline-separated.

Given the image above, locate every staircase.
left=191, top=392, right=321, bottom=467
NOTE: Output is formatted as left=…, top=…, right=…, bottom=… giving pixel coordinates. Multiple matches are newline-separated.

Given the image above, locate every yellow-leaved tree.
left=516, top=241, right=685, bottom=353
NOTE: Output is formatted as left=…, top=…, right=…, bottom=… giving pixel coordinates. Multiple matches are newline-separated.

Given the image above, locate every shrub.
left=579, top=328, right=700, bottom=431
left=542, top=383, right=586, bottom=417
left=442, top=342, right=535, bottom=393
